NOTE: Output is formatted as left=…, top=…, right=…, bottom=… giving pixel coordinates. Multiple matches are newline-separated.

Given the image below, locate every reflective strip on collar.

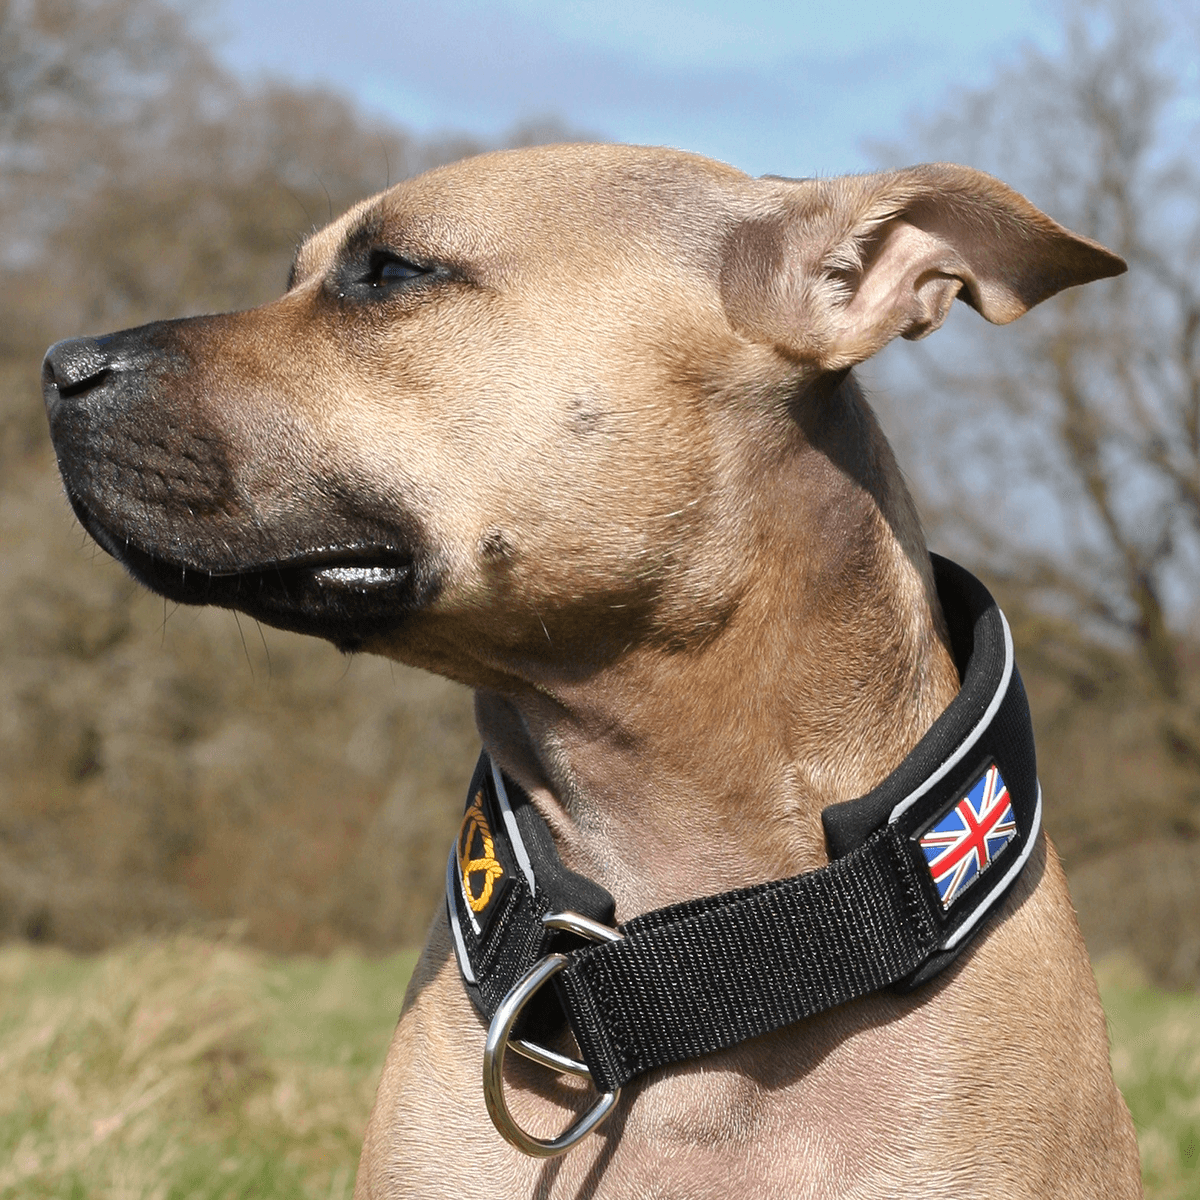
left=491, top=757, right=536, bottom=892
left=889, top=608, right=1015, bottom=825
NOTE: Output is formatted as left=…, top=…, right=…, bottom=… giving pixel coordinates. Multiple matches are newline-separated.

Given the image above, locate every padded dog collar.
left=447, top=555, right=1042, bottom=1148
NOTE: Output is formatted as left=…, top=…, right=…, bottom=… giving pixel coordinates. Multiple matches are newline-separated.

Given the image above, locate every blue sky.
left=211, top=0, right=1058, bottom=178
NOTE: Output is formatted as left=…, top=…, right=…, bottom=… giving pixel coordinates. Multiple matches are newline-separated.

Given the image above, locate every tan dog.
left=43, top=144, right=1141, bottom=1197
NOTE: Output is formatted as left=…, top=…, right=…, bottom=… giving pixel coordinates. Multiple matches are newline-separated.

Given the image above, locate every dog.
left=43, top=144, right=1142, bottom=1198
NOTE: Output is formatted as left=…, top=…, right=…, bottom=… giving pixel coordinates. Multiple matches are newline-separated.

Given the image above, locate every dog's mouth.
left=70, top=494, right=432, bottom=651
left=308, top=564, right=410, bottom=587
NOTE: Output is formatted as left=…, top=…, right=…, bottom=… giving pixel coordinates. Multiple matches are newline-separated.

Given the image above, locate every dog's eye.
left=367, top=253, right=429, bottom=287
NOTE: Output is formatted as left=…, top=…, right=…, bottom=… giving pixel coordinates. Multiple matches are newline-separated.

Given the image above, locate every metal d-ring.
left=482, top=911, right=622, bottom=1158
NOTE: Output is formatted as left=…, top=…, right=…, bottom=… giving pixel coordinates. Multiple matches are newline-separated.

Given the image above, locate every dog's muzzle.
left=42, top=325, right=440, bottom=650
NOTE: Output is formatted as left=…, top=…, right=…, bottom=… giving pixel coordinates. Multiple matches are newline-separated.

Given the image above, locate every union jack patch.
left=919, top=764, right=1018, bottom=909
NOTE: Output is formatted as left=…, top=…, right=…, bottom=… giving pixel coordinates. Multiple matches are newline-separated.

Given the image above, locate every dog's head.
left=43, top=144, right=1123, bottom=684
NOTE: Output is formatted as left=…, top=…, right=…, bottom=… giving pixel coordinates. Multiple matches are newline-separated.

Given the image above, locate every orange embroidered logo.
left=458, top=791, right=505, bottom=914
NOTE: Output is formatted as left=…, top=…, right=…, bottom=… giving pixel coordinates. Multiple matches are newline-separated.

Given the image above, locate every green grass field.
left=1096, top=956, right=1200, bottom=1199
left=0, top=937, right=416, bottom=1200
left=1, top=937, right=1196, bottom=1198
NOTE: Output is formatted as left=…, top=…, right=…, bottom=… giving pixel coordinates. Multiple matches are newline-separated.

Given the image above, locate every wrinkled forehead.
left=291, top=143, right=759, bottom=286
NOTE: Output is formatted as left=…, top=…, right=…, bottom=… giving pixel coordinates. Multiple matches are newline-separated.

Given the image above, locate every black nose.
left=42, top=337, right=111, bottom=416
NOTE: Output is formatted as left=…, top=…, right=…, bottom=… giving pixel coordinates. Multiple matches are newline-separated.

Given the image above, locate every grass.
left=0, top=936, right=416, bottom=1200
left=0, top=938, right=1196, bottom=1198
left=1097, top=956, right=1200, bottom=1199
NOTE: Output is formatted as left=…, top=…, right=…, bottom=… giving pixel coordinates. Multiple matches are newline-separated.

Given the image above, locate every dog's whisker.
left=532, top=603, right=552, bottom=644
left=254, top=619, right=271, bottom=678
left=656, top=498, right=703, bottom=520
left=231, top=610, right=254, bottom=679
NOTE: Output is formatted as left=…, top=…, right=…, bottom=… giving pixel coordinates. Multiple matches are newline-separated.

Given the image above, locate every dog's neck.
left=473, top=376, right=961, bottom=920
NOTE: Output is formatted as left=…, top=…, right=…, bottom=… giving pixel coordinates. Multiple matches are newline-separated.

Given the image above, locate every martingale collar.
left=447, top=554, right=1042, bottom=1156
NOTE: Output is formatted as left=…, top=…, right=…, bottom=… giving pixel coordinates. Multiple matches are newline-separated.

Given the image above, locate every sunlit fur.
left=44, top=144, right=1138, bottom=1198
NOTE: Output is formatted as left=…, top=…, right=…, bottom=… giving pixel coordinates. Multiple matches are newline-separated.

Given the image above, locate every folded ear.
left=720, top=163, right=1127, bottom=370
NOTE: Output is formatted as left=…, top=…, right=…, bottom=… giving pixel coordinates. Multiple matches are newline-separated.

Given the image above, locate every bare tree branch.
left=877, top=0, right=1200, bottom=823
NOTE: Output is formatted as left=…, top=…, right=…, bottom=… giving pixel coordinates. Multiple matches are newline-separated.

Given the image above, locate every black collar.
left=446, top=555, right=1041, bottom=1152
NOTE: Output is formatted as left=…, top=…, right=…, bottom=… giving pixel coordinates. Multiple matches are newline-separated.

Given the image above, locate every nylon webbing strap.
left=447, top=555, right=1042, bottom=1102
left=556, top=825, right=939, bottom=1091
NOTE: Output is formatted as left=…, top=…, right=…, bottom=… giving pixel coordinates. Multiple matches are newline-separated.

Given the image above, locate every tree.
left=0, top=0, right=588, bottom=953
left=872, top=0, right=1200, bottom=981
left=0, top=2, right=585, bottom=459
left=876, top=0, right=1200, bottom=787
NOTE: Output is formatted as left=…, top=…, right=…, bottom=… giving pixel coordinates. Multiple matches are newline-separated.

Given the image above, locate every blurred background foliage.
left=0, top=940, right=1192, bottom=1199
left=0, top=0, right=1198, bottom=996
left=870, top=0, right=1200, bottom=987
left=0, top=0, right=527, bottom=955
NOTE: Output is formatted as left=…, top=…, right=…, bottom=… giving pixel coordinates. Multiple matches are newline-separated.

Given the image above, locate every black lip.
left=43, top=314, right=443, bottom=650
left=69, top=493, right=431, bottom=650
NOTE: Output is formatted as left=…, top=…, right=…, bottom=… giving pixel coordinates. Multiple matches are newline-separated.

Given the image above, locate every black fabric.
left=822, top=556, right=1031, bottom=854
left=448, top=755, right=615, bottom=1025
left=823, top=556, right=1039, bottom=974
left=557, top=826, right=938, bottom=1091
left=447, top=554, right=1040, bottom=1091
left=511, top=795, right=618, bottom=924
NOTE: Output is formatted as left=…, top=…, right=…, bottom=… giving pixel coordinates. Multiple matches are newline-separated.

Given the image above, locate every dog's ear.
left=720, top=163, right=1127, bottom=370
